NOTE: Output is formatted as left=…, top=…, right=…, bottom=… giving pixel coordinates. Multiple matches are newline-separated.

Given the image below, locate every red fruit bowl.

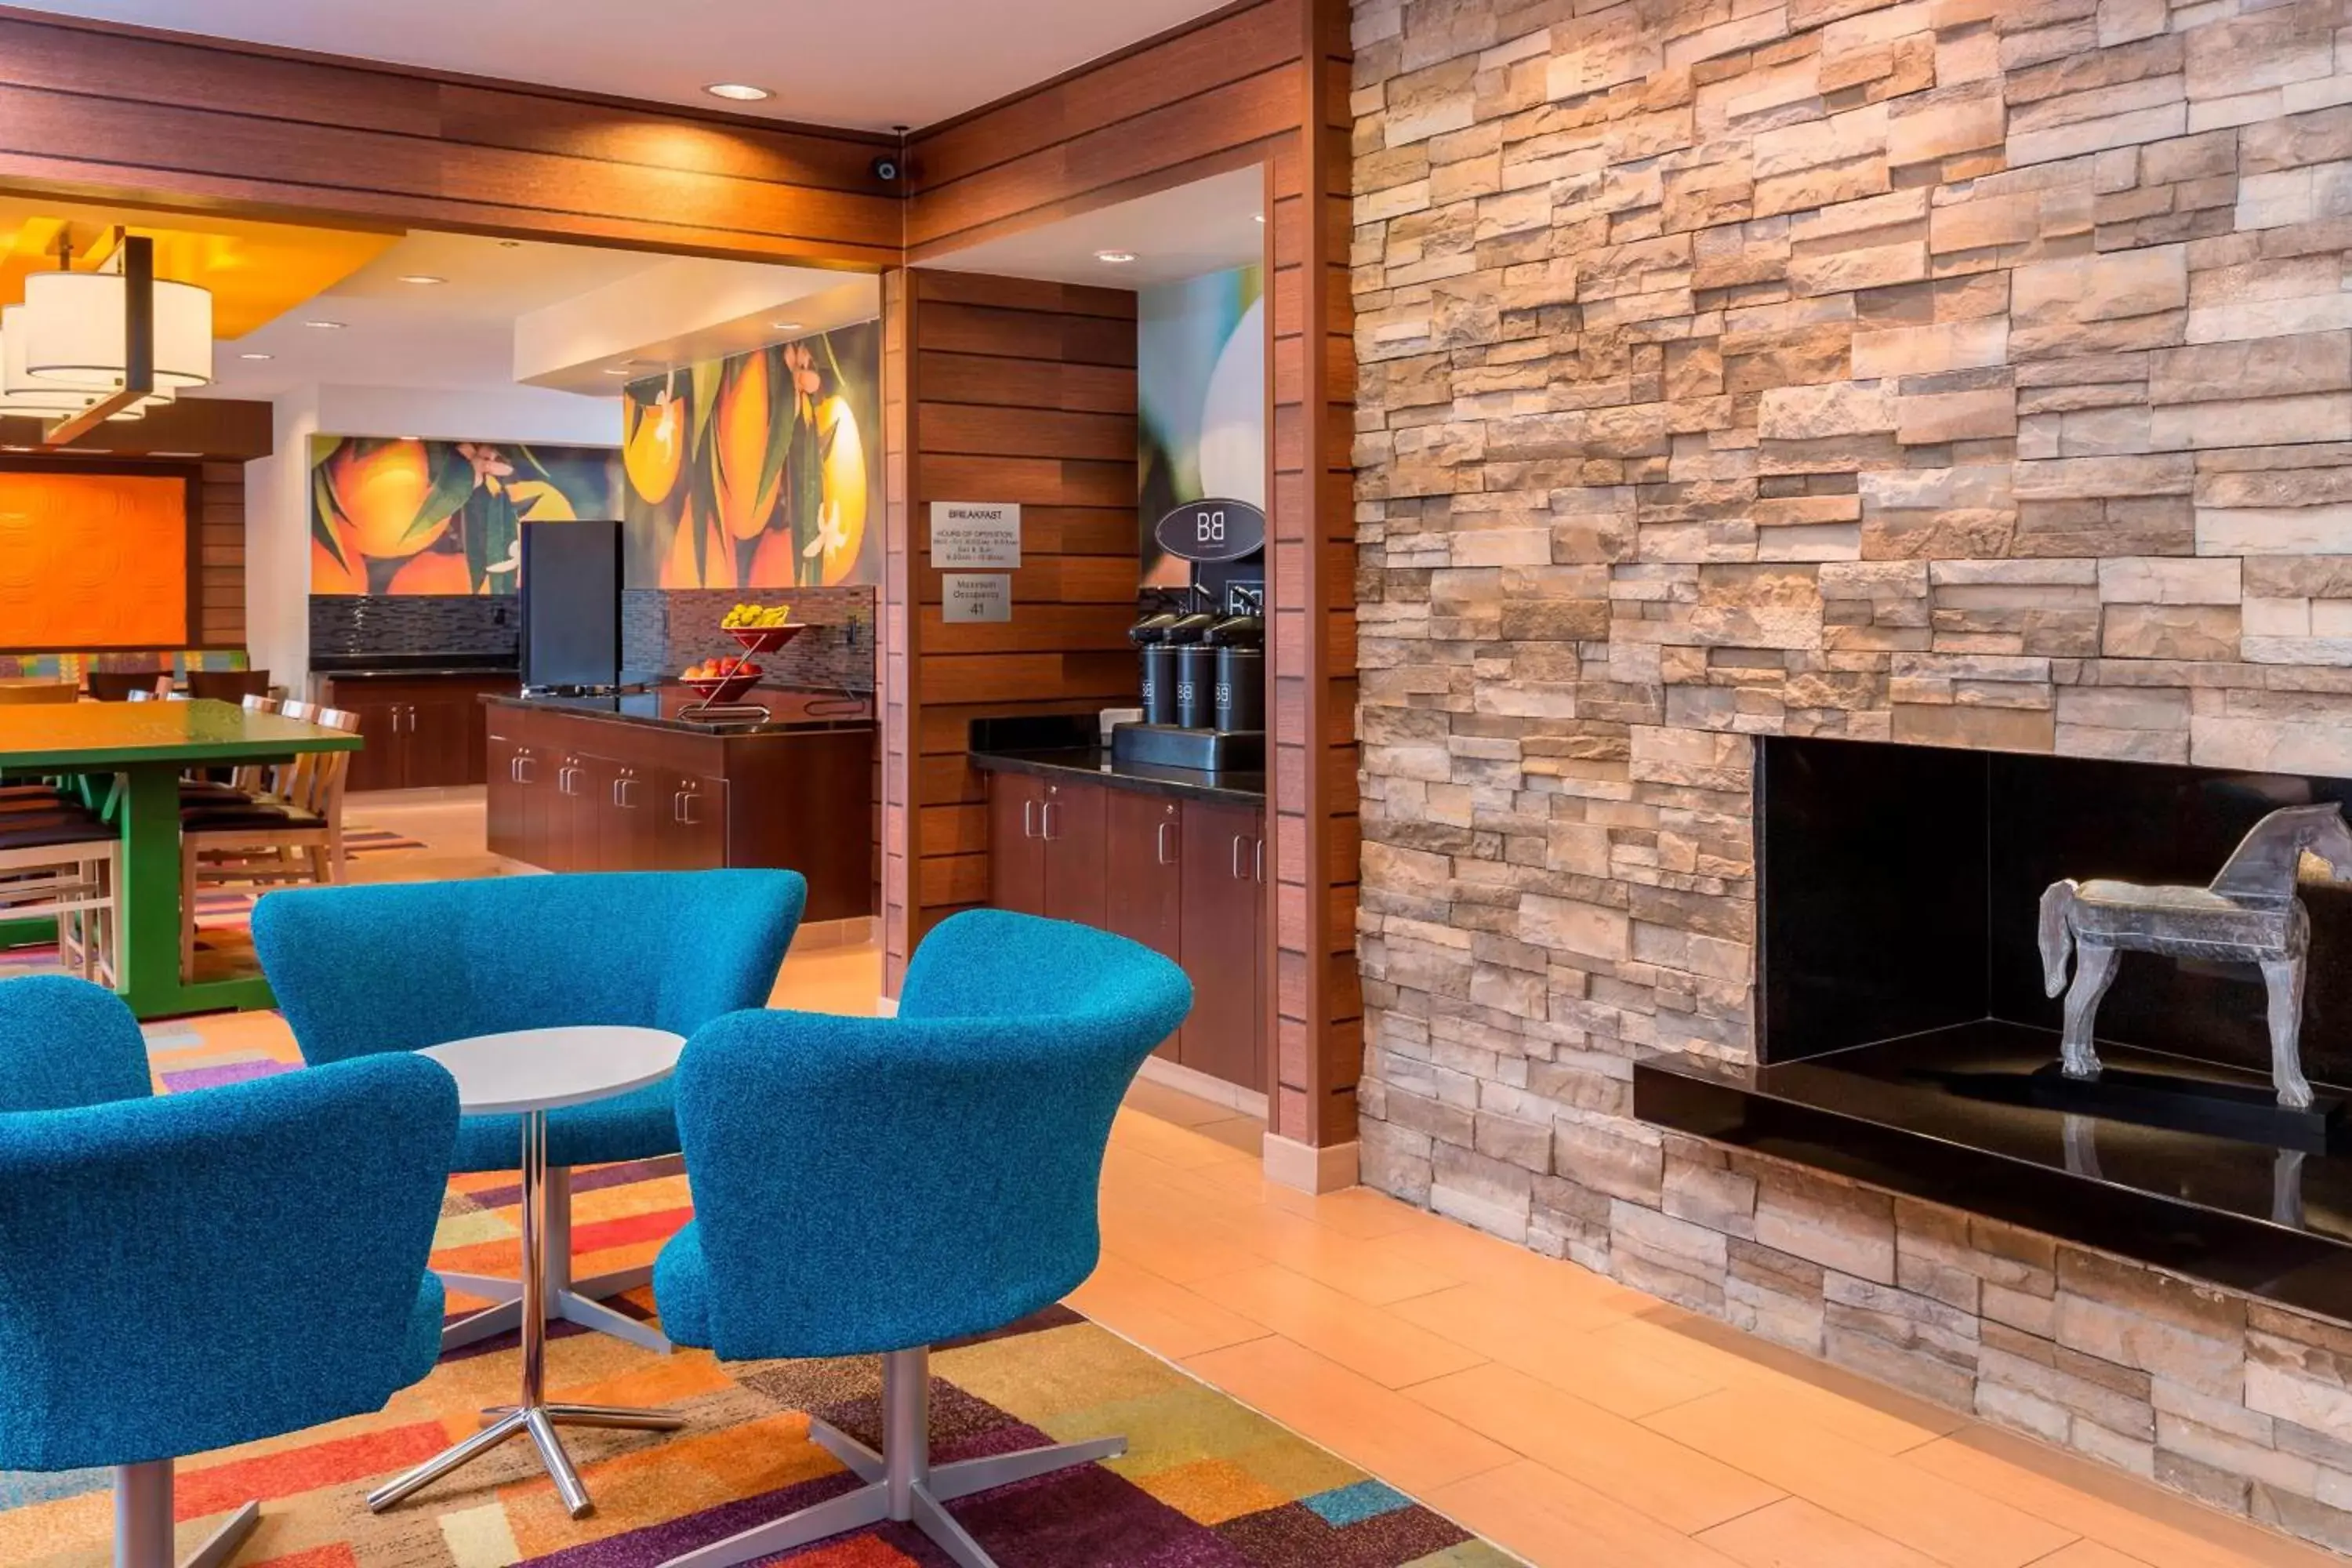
left=681, top=671, right=760, bottom=704
left=727, top=624, right=806, bottom=653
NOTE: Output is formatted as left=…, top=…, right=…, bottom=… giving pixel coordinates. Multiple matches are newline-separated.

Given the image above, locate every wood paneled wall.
left=881, top=271, right=1142, bottom=982
left=895, top=0, right=1362, bottom=1156
left=0, top=8, right=902, bottom=265
left=198, top=463, right=245, bottom=647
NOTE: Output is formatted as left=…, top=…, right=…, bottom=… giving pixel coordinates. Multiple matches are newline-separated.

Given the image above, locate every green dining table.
left=0, top=699, right=361, bottom=1019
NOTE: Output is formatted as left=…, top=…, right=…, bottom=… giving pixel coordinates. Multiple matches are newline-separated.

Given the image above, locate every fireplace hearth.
left=1636, top=736, right=2352, bottom=1319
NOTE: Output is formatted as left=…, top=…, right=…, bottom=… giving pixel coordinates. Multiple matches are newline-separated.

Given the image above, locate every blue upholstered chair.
left=653, top=909, right=1192, bottom=1568
left=251, top=870, right=805, bottom=1352
left=0, top=975, right=456, bottom=1568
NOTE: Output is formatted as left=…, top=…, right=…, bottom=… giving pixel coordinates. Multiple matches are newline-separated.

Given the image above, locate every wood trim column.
left=1261, top=0, right=1359, bottom=1185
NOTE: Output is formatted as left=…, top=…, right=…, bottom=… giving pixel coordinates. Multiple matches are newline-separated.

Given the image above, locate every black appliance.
left=1128, top=591, right=1187, bottom=725
left=520, top=520, right=621, bottom=691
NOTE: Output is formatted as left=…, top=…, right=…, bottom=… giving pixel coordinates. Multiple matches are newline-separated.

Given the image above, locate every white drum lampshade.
left=19, top=269, right=213, bottom=391
left=0, top=305, right=164, bottom=419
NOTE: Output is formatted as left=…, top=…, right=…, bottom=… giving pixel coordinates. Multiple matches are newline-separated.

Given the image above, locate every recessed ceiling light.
left=499, top=241, right=522, bottom=249
left=238, top=352, right=273, bottom=361
left=603, top=368, right=634, bottom=376
left=769, top=321, right=803, bottom=332
left=704, top=82, right=773, bottom=101
left=304, top=320, right=346, bottom=329
left=397, top=274, right=446, bottom=285
left=1254, top=214, right=1266, bottom=223
left=1095, top=250, right=1138, bottom=265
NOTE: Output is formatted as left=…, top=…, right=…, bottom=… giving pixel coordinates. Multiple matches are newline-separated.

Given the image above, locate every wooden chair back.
left=188, top=669, right=269, bottom=702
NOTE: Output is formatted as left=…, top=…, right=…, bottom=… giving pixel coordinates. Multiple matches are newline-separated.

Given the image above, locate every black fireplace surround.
left=1635, top=735, right=2352, bottom=1318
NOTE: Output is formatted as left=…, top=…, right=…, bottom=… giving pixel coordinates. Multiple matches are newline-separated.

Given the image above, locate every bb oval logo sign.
left=1153, top=498, right=1266, bottom=564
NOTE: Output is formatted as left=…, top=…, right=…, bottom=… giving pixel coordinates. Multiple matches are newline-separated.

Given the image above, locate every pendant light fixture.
left=0, top=232, right=212, bottom=443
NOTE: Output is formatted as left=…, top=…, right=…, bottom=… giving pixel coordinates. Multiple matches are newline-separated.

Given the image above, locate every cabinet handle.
left=1022, top=799, right=1036, bottom=839
left=1255, top=837, right=1265, bottom=884
left=679, top=791, right=702, bottom=826
left=613, top=775, right=637, bottom=808
left=1231, top=833, right=1245, bottom=880
left=514, top=754, right=534, bottom=784
left=1041, top=800, right=1060, bottom=840
left=1156, top=819, right=1175, bottom=866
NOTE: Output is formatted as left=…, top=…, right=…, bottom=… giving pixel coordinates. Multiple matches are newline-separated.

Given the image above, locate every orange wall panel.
left=0, top=471, right=188, bottom=648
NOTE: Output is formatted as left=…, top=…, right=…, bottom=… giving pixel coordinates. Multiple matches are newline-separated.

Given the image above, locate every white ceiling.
left=13, top=0, right=1234, bottom=131
left=198, top=232, right=667, bottom=399
left=921, top=169, right=1267, bottom=288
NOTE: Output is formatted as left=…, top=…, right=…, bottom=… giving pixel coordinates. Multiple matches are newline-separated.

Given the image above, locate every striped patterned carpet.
left=0, top=1022, right=1519, bottom=1568
left=0, top=826, right=430, bottom=983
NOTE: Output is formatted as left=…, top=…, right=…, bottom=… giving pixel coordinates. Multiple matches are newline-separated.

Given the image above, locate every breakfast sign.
left=930, top=502, right=1021, bottom=568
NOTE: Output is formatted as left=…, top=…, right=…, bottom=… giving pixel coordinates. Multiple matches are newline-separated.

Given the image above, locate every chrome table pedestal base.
left=114, top=1462, right=259, bottom=1568
left=368, top=1109, right=682, bottom=1520
left=437, top=1165, right=668, bottom=1354
left=659, top=1346, right=1123, bottom=1568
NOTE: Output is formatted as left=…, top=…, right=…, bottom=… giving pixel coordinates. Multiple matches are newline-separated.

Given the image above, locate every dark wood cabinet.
left=985, top=767, right=1265, bottom=1093
left=1180, top=798, right=1267, bottom=1093
left=484, top=699, right=872, bottom=920
left=1104, top=792, right=1184, bottom=1059
left=1039, top=779, right=1108, bottom=928
left=989, top=772, right=1046, bottom=914
left=325, top=674, right=512, bottom=791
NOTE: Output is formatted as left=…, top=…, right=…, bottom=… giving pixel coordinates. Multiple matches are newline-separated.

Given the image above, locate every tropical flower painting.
left=621, top=321, right=881, bottom=590
left=310, top=437, right=620, bottom=596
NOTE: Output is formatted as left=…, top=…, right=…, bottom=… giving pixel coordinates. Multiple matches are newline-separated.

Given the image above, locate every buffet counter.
left=482, top=690, right=873, bottom=920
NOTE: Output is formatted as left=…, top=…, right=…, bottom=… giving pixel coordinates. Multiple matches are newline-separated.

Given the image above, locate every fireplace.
left=1636, top=736, right=2352, bottom=1319
left=1759, top=738, right=2352, bottom=1083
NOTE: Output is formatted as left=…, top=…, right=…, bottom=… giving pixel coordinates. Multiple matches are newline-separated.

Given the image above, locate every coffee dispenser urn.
left=1127, top=595, right=1184, bottom=725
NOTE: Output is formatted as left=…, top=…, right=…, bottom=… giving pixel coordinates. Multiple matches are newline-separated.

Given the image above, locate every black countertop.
left=971, top=746, right=1265, bottom=806
left=318, top=661, right=520, bottom=679
left=485, top=688, right=873, bottom=737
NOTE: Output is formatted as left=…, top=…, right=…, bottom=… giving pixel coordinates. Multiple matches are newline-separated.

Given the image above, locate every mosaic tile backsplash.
left=622, top=586, right=875, bottom=693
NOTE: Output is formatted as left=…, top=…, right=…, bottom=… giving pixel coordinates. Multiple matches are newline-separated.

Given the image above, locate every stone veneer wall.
left=1350, top=0, right=2352, bottom=1549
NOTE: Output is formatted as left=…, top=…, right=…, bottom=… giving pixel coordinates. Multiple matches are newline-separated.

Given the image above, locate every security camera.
left=873, top=155, right=902, bottom=184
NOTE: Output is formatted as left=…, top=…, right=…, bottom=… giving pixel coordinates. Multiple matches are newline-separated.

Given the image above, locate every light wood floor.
left=196, top=789, right=2331, bottom=1568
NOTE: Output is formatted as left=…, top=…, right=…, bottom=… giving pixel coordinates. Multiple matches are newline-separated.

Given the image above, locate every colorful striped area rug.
left=0, top=1036, right=1521, bottom=1568
left=0, top=826, right=429, bottom=982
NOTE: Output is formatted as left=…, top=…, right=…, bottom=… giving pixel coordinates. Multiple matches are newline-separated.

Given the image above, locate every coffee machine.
left=1115, top=498, right=1266, bottom=771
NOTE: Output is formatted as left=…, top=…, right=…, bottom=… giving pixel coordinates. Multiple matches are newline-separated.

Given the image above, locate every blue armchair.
left=653, top=909, right=1191, bottom=1568
left=0, top=972, right=154, bottom=1112
left=0, top=976, right=456, bottom=1568
left=251, top=870, right=806, bottom=1353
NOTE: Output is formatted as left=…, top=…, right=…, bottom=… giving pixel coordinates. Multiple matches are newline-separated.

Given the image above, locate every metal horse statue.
left=2039, top=803, right=2352, bottom=1109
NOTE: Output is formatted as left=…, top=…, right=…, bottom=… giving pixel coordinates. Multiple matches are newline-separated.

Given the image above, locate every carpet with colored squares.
left=0, top=1040, right=1520, bottom=1568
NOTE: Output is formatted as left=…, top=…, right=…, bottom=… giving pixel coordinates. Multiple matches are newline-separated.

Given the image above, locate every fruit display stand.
left=679, top=623, right=804, bottom=723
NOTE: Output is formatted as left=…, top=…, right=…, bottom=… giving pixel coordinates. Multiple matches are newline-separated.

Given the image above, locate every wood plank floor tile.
left=1697, top=1497, right=1946, bottom=1568
left=1593, top=1310, right=1962, bottom=1455
left=1409, top=1363, right=1784, bottom=1534
left=1182, top=1335, right=1516, bottom=1497
left=1430, top=1459, right=1751, bottom=1568
left=1184, top=1263, right=1489, bottom=1388
left=1062, top=1255, right=1269, bottom=1360
left=1906, top=1430, right=2344, bottom=1568
left=1388, top=1283, right=1719, bottom=1417
left=1642, top=1389, right=2078, bottom=1568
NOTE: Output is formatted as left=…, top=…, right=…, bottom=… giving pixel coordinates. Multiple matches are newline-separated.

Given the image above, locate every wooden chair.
left=180, top=706, right=358, bottom=983
left=0, top=811, right=118, bottom=985
left=187, top=669, right=270, bottom=702
left=181, top=694, right=285, bottom=807
left=88, top=672, right=169, bottom=702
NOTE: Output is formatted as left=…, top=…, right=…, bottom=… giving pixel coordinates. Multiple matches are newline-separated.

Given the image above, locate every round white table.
left=367, top=1025, right=688, bottom=1521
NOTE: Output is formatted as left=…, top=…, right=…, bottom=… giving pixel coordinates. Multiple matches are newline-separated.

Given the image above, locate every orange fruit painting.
left=620, top=321, right=881, bottom=591
left=310, top=437, right=619, bottom=597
